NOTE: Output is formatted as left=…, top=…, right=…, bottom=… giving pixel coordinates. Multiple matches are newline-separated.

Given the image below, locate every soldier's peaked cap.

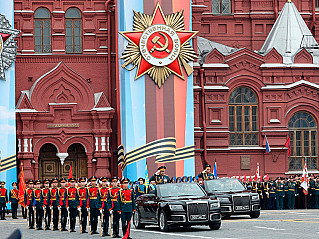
left=51, top=178, right=58, bottom=183
left=158, top=165, right=166, bottom=171
left=89, top=176, right=97, bottom=182
left=1, top=181, right=5, bottom=185
left=43, top=178, right=50, bottom=184
left=27, top=179, right=34, bottom=184
left=12, top=182, right=17, bottom=186
left=68, top=177, right=76, bottom=182
left=35, top=180, right=41, bottom=185
left=110, top=176, right=119, bottom=182
left=138, top=177, right=145, bottom=182
left=60, top=178, right=67, bottom=183
left=205, top=164, right=211, bottom=169
left=78, top=177, right=87, bottom=183
left=121, top=178, right=130, bottom=184
left=100, top=177, right=108, bottom=182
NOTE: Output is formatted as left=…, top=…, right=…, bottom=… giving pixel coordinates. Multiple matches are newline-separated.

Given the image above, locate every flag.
left=284, top=135, right=291, bottom=156
left=68, top=166, right=72, bottom=179
left=18, top=164, right=26, bottom=208
left=213, top=161, right=217, bottom=179
left=243, top=175, right=246, bottom=181
left=238, top=176, right=241, bottom=181
left=265, top=135, right=271, bottom=154
left=301, top=159, right=309, bottom=195
left=265, top=174, right=269, bottom=181
left=254, top=163, right=260, bottom=181
left=249, top=175, right=252, bottom=182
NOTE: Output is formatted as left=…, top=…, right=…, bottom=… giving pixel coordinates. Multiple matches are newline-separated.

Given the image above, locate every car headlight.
left=251, top=195, right=259, bottom=201
left=210, top=202, right=220, bottom=210
left=169, top=205, right=184, bottom=211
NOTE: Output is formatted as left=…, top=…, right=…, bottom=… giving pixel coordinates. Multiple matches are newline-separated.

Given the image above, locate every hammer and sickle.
left=150, top=32, right=170, bottom=54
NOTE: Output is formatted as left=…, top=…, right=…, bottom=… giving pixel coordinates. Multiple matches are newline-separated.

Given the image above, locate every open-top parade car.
left=133, top=183, right=221, bottom=232
left=203, top=178, right=260, bottom=218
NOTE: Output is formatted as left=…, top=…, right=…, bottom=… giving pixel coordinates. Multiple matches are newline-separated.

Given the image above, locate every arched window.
left=34, top=8, right=51, bottom=53
left=212, top=0, right=231, bottom=14
left=288, top=112, right=317, bottom=171
left=65, top=8, right=82, bottom=53
left=229, top=87, right=258, bottom=145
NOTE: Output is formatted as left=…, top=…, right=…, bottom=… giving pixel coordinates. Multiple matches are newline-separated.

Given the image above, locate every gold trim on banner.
left=0, top=155, right=16, bottom=172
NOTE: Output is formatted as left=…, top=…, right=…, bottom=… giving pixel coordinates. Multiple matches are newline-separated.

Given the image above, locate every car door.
left=142, top=194, right=157, bottom=221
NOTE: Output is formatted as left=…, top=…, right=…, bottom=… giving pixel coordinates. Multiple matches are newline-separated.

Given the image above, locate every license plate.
left=235, top=206, right=249, bottom=210
left=190, top=214, right=207, bottom=220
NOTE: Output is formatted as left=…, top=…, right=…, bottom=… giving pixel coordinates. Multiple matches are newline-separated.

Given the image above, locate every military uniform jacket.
left=135, top=184, right=147, bottom=198
left=147, top=184, right=157, bottom=195
left=99, top=187, right=108, bottom=209
left=87, top=186, right=100, bottom=209
left=76, top=187, right=87, bottom=208
left=269, top=183, right=276, bottom=197
left=274, top=182, right=284, bottom=197
left=197, top=172, right=214, bottom=181
left=310, top=180, right=315, bottom=195
left=9, top=189, right=18, bottom=204
left=58, top=187, right=67, bottom=208
left=65, top=187, right=79, bottom=208
left=49, top=188, right=59, bottom=208
left=118, top=189, right=136, bottom=213
left=41, top=188, right=50, bottom=207
left=149, top=174, right=170, bottom=184
left=32, top=189, right=43, bottom=209
left=24, top=188, right=33, bottom=207
left=286, top=181, right=297, bottom=195
left=106, top=187, right=121, bottom=212
left=0, top=188, right=8, bottom=204
left=314, top=181, right=319, bottom=195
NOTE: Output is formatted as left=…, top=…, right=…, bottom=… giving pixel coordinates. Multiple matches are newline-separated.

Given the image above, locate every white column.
left=95, top=137, right=99, bottom=151
left=18, top=139, right=21, bottom=153
left=107, top=137, right=110, bottom=151
left=29, top=138, right=33, bottom=152
left=23, top=138, right=28, bottom=152
left=101, top=137, right=106, bottom=151
left=56, top=153, right=69, bottom=165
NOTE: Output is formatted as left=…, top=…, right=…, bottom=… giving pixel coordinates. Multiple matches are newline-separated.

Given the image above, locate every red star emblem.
left=0, top=33, right=11, bottom=44
left=120, top=4, right=197, bottom=82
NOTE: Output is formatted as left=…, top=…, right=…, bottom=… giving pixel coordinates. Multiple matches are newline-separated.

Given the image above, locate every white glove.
left=109, top=210, right=113, bottom=215
left=58, top=206, right=61, bottom=211
left=87, top=208, right=90, bottom=212
left=67, top=207, right=69, bottom=211
left=100, top=209, right=103, bottom=214
left=77, top=207, right=81, bottom=212
left=50, top=206, right=53, bottom=210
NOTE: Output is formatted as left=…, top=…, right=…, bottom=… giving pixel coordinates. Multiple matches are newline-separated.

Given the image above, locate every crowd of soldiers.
left=243, top=174, right=319, bottom=210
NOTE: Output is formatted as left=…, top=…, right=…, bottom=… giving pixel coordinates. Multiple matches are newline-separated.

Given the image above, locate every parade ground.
left=1, top=209, right=318, bottom=239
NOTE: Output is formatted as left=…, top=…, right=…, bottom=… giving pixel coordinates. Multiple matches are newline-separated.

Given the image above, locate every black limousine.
left=202, top=178, right=260, bottom=218
left=133, top=183, right=221, bottom=231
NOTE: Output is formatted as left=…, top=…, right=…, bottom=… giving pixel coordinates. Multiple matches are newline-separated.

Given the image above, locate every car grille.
left=233, top=195, right=250, bottom=211
left=187, top=202, right=208, bottom=221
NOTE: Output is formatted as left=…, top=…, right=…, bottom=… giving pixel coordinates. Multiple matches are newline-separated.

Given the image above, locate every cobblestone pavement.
left=1, top=209, right=319, bottom=239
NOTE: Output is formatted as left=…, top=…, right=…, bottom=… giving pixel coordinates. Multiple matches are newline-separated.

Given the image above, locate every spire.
left=259, top=1, right=318, bottom=64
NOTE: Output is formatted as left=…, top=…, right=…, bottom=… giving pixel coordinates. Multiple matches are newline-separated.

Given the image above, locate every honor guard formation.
left=1, top=165, right=319, bottom=238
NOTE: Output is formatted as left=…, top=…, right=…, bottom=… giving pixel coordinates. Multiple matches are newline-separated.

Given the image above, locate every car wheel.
left=158, top=210, right=169, bottom=232
left=250, top=212, right=260, bottom=218
left=133, top=210, right=145, bottom=229
left=209, top=222, right=221, bottom=230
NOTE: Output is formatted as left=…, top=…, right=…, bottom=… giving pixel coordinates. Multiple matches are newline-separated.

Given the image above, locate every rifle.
left=51, top=207, right=54, bottom=230
left=79, top=208, right=82, bottom=233
left=58, top=207, right=62, bottom=231
left=67, top=208, right=70, bottom=232
left=88, top=209, right=91, bottom=235
left=110, top=212, right=113, bottom=237
left=43, top=207, right=46, bottom=231
left=100, top=209, right=104, bottom=236
left=34, top=207, right=37, bottom=230
left=26, top=206, right=29, bottom=229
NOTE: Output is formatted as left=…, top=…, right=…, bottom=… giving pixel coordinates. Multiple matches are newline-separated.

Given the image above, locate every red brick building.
left=14, top=0, right=319, bottom=180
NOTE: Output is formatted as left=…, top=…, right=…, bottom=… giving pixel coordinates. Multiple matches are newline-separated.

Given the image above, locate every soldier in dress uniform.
left=76, top=177, right=88, bottom=233
left=87, top=176, right=100, bottom=234
left=32, top=180, right=44, bottom=230
left=197, top=164, right=215, bottom=181
left=58, top=178, right=68, bottom=231
left=49, top=178, right=59, bottom=230
left=9, top=182, right=18, bottom=219
left=314, top=176, right=319, bottom=209
left=42, top=179, right=51, bottom=229
left=65, top=177, right=78, bottom=232
left=295, top=175, right=304, bottom=209
left=107, top=177, right=121, bottom=238
left=147, top=179, right=157, bottom=194
left=283, top=177, right=289, bottom=209
left=309, top=174, right=315, bottom=209
left=260, top=178, right=269, bottom=210
left=99, top=177, right=110, bottom=236
left=286, top=176, right=297, bottom=209
left=275, top=177, right=284, bottom=210
left=24, top=180, right=34, bottom=229
left=149, top=166, right=170, bottom=184
left=268, top=180, right=276, bottom=210
left=135, top=178, right=147, bottom=198
left=118, top=178, right=136, bottom=239
left=0, top=181, right=8, bottom=220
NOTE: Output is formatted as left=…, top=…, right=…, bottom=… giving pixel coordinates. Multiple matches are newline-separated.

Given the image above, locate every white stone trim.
left=95, top=137, right=99, bottom=151
left=101, top=137, right=106, bottom=151
left=202, top=63, right=230, bottom=68
left=29, top=139, right=33, bottom=152
left=261, top=80, right=319, bottom=90
left=23, top=139, right=28, bottom=153
left=18, top=139, right=21, bottom=153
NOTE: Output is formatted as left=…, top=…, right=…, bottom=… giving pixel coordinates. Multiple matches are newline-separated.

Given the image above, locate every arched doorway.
left=288, top=111, right=318, bottom=171
left=66, top=143, right=88, bottom=179
left=38, top=143, right=60, bottom=180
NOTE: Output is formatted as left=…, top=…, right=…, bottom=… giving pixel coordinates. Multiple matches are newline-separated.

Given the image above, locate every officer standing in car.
left=197, top=164, right=215, bottom=181
left=149, top=166, right=170, bottom=184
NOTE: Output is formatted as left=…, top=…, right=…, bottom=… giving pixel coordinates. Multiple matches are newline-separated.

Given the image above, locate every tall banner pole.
left=117, top=0, right=196, bottom=180
left=0, top=1, right=19, bottom=210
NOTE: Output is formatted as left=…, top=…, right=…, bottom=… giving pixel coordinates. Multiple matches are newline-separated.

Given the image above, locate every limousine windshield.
left=158, top=183, right=206, bottom=198
left=205, top=179, right=246, bottom=192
